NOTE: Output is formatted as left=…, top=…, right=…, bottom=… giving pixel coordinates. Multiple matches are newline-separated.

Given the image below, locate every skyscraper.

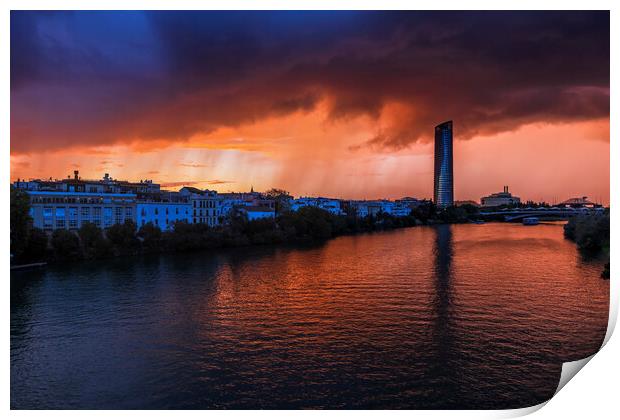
left=434, top=121, right=454, bottom=208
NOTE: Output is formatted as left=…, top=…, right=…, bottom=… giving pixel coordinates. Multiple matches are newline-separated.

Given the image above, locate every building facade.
left=238, top=206, right=276, bottom=221
left=26, top=191, right=136, bottom=231
left=291, top=197, right=344, bottom=215
left=179, top=187, right=222, bottom=226
left=480, top=186, right=521, bottom=207
left=136, top=200, right=192, bottom=231
left=434, top=121, right=454, bottom=208
left=348, top=200, right=411, bottom=218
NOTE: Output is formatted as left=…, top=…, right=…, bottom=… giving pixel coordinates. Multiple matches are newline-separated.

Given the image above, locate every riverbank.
left=564, top=211, right=610, bottom=278
left=12, top=206, right=441, bottom=266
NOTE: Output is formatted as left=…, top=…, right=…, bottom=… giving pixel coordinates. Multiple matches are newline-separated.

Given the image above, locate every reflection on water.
left=11, top=223, right=608, bottom=409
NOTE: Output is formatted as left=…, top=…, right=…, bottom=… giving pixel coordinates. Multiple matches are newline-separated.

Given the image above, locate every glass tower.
left=434, top=121, right=454, bottom=208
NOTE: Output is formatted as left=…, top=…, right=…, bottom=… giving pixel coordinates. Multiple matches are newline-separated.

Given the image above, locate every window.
left=55, top=207, right=66, bottom=219
left=176, top=208, right=179, bottom=215
left=43, top=207, right=53, bottom=229
left=104, top=207, right=113, bottom=227
left=69, top=207, right=78, bottom=229
left=115, top=207, right=123, bottom=224
left=125, top=207, right=132, bottom=218
left=81, top=207, right=90, bottom=219
left=155, top=208, right=159, bottom=215
left=55, top=208, right=66, bottom=229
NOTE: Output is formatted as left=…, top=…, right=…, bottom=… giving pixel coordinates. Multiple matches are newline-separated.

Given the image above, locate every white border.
left=2, top=1, right=616, bottom=419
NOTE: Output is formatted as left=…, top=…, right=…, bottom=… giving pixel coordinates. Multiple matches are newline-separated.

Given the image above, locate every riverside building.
left=14, top=171, right=142, bottom=231
left=136, top=192, right=192, bottom=231
left=179, top=187, right=223, bottom=227
left=291, top=197, right=344, bottom=215
left=480, top=186, right=521, bottom=207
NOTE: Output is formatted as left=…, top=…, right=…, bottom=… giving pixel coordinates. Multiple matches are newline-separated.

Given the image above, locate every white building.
left=349, top=200, right=411, bottom=218
left=219, top=191, right=277, bottom=218
left=136, top=200, right=192, bottom=231
left=481, top=186, right=521, bottom=207
left=291, top=197, right=344, bottom=215
left=25, top=191, right=136, bottom=230
left=179, top=187, right=222, bottom=226
left=238, top=206, right=275, bottom=221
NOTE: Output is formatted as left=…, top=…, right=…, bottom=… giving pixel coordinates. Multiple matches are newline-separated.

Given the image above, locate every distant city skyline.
left=10, top=11, right=610, bottom=204
left=11, top=168, right=606, bottom=206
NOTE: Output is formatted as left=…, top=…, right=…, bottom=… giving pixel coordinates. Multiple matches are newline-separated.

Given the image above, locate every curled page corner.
left=602, top=283, right=618, bottom=348
left=497, top=400, right=549, bottom=418
left=554, top=355, right=595, bottom=396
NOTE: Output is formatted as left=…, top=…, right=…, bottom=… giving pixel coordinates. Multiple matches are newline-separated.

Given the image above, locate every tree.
left=79, top=222, right=103, bottom=249
left=412, top=201, right=437, bottom=223
left=79, top=222, right=112, bottom=259
left=106, top=220, right=139, bottom=254
left=262, top=188, right=293, bottom=214
left=138, top=222, right=162, bottom=252
left=564, top=214, right=610, bottom=256
left=10, top=188, right=31, bottom=258
left=438, top=206, right=468, bottom=223
left=459, top=204, right=480, bottom=217
left=51, top=229, right=82, bottom=261
left=21, top=228, right=48, bottom=263
left=294, top=206, right=333, bottom=240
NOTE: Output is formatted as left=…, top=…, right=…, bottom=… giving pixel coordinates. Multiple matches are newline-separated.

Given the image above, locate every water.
left=11, top=223, right=609, bottom=409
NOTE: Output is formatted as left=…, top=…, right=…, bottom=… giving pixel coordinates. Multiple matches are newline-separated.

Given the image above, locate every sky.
left=10, top=11, right=610, bottom=204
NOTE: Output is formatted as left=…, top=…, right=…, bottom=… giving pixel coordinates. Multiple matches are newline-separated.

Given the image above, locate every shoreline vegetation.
left=11, top=188, right=480, bottom=266
left=11, top=188, right=609, bottom=279
left=563, top=212, right=610, bottom=279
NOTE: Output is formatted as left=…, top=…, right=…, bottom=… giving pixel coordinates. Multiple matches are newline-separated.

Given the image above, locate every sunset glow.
left=11, top=11, right=609, bottom=204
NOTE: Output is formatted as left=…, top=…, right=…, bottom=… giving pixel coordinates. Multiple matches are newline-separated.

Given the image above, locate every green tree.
left=106, top=220, right=139, bottom=254
left=602, top=262, right=610, bottom=279
left=10, top=188, right=31, bottom=259
left=438, top=206, right=468, bottom=223
left=565, top=214, right=610, bottom=256
left=412, top=201, right=437, bottom=223
left=79, top=222, right=112, bottom=259
left=21, top=227, right=48, bottom=263
left=51, top=229, right=82, bottom=261
left=295, top=206, right=333, bottom=240
left=79, top=222, right=103, bottom=249
left=262, top=188, right=293, bottom=214
left=138, top=222, right=163, bottom=252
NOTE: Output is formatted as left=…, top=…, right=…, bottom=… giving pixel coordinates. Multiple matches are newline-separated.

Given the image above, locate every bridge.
left=479, top=207, right=604, bottom=222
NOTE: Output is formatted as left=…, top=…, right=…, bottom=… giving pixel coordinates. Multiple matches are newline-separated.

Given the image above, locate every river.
left=10, top=223, right=609, bottom=409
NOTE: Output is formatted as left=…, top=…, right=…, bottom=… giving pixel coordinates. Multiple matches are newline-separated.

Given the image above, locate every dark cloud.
left=10, top=11, right=609, bottom=154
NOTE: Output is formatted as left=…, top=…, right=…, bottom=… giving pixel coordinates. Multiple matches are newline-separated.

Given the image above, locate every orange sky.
left=10, top=103, right=609, bottom=205
left=10, top=12, right=610, bottom=205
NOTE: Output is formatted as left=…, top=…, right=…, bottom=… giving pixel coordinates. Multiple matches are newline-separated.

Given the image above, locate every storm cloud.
left=11, top=11, right=609, bottom=154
